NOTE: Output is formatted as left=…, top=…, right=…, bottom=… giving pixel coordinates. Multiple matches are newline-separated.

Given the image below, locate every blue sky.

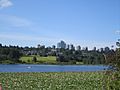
left=0, top=0, right=120, bottom=49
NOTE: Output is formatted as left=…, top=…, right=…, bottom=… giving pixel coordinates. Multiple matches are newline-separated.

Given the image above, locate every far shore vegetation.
left=0, top=41, right=111, bottom=65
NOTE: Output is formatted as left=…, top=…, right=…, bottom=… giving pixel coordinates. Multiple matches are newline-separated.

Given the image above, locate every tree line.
left=0, top=43, right=115, bottom=64
left=0, top=44, right=22, bottom=63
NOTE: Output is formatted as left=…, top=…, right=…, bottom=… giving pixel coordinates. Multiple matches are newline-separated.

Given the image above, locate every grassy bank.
left=0, top=72, right=105, bottom=90
left=20, top=56, right=57, bottom=64
left=19, top=55, right=84, bottom=65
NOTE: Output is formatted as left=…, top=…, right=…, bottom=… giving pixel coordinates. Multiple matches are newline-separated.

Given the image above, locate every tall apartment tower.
left=76, top=45, right=81, bottom=51
left=57, top=41, right=66, bottom=49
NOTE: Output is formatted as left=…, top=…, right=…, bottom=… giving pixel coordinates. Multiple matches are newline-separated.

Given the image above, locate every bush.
left=32, top=56, right=37, bottom=62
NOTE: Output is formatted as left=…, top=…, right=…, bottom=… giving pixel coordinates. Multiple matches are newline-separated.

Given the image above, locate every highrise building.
left=69, top=44, right=75, bottom=50
left=57, top=41, right=66, bottom=49
left=37, top=44, right=41, bottom=48
left=93, top=47, right=96, bottom=51
left=52, top=45, right=56, bottom=49
left=82, top=47, right=88, bottom=51
left=66, top=44, right=70, bottom=50
left=76, top=45, right=81, bottom=51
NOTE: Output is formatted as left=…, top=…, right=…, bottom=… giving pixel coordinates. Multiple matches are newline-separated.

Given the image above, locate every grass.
left=20, top=55, right=84, bottom=65
left=0, top=72, right=106, bottom=90
left=19, top=55, right=84, bottom=65
left=20, top=56, right=57, bottom=64
left=103, top=71, right=120, bottom=90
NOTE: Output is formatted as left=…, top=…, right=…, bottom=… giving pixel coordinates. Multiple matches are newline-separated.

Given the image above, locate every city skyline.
left=0, top=0, right=120, bottom=49
left=0, top=40, right=112, bottom=51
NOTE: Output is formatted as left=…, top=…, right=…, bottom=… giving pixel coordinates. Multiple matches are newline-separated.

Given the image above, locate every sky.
left=0, top=0, right=120, bottom=49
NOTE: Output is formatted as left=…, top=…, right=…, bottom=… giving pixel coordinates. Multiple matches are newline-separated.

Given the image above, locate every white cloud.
left=0, top=0, right=13, bottom=8
left=0, top=14, right=32, bottom=27
left=0, top=33, right=115, bottom=49
left=0, top=33, right=59, bottom=47
left=116, top=30, right=120, bottom=35
left=0, top=34, right=58, bottom=43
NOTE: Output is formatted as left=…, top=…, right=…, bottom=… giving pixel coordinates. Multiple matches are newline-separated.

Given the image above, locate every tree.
left=32, top=56, right=37, bottom=62
left=106, top=40, right=120, bottom=70
left=89, top=56, right=95, bottom=64
left=56, top=54, right=69, bottom=62
left=104, top=40, right=120, bottom=90
left=0, top=43, right=2, bottom=47
left=115, top=44, right=120, bottom=71
left=8, top=49, right=22, bottom=62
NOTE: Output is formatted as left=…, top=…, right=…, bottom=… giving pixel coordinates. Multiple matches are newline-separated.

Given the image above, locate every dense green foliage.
left=0, top=72, right=105, bottom=90
left=104, top=71, right=120, bottom=90
left=32, top=56, right=37, bottom=62
left=56, top=49, right=106, bottom=64
left=103, top=39, right=120, bottom=90
left=0, top=43, right=112, bottom=64
left=0, top=45, right=22, bottom=64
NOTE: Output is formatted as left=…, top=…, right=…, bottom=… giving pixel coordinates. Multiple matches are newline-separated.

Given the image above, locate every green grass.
left=19, top=55, right=84, bottom=65
left=20, top=56, right=57, bottom=64
left=103, top=71, right=120, bottom=90
left=0, top=72, right=106, bottom=90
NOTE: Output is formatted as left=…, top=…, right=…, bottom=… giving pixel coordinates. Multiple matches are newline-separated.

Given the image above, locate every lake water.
left=0, top=64, right=108, bottom=72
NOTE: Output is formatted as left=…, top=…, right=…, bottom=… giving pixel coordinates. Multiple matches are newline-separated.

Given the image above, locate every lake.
left=0, top=64, right=108, bottom=72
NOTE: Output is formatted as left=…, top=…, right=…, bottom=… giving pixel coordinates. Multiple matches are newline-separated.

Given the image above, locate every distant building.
left=85, top=47, right=88, bottom=51
left=82, top=47, right=88, bottom=51
left=76, top=45, right=81, bottom=51
left=57, top=41, right=66, bottom=49
left=52, top=45, right=56, bottom=49
left=37, top=44, right=41, bottom=48
left=69, top=44, right=75, bottom=50
left=66, top=44, right=70, bottom=50
left=93, top=47, right=96, bottom=51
